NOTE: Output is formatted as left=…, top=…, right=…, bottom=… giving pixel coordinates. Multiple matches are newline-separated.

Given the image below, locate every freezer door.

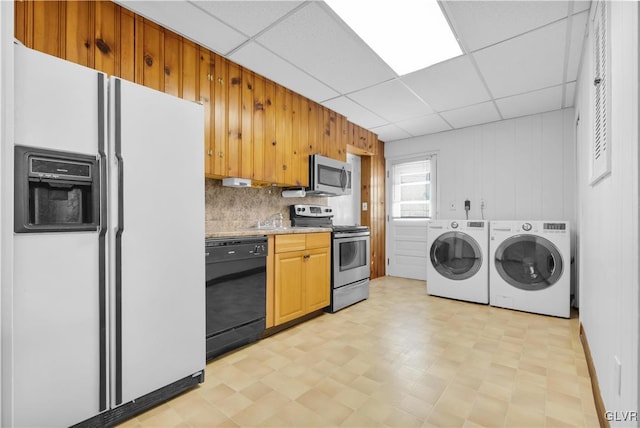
left=13, top=45, right=107, bottom=426
left=109, top=78, right=205, bottom=406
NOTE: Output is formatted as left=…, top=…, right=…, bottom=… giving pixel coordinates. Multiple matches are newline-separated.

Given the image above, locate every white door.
left=386, top=156, right=436, bottom=280
left=109, top=77, right=205, bottom=406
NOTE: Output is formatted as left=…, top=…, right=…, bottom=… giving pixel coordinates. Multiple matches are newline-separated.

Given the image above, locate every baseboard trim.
left=580, top=323, right=609, bottom=428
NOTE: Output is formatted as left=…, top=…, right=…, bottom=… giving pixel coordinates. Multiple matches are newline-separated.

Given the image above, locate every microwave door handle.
left=340, top=168, right=347, bottom=191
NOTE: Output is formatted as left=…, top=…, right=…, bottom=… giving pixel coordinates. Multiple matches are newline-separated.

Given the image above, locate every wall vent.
left=591, top=0, right=611, bottom=184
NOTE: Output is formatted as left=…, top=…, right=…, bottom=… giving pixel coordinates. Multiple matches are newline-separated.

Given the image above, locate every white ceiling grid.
left=115, top=0, right=591, bottom=143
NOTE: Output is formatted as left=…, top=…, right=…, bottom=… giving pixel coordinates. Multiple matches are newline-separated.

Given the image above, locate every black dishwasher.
left=205, top=236, right=267, bottom=360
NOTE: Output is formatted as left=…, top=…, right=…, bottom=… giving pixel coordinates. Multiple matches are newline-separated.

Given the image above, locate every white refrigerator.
left=12, top=44, right=205, bottom=427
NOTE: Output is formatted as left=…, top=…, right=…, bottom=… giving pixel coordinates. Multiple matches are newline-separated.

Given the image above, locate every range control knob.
left=522, top=222, right=532, bottom=231
left=301, top=207, right=306, bottom=212
left=451, top=221, right=458, bottom=229
left=296, top=207, right=302, bottom=212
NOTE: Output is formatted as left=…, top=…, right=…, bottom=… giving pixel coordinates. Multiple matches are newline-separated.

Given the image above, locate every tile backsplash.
left=205, top=179, right=326, bottom=234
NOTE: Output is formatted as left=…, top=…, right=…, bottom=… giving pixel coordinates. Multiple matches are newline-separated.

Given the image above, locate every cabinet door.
left=212, top=54, right=228, bottom=176
left=65, top=1, right=93, bottom=68
left=94, top=1, right=120, bottom=77
left=241, top=69, right=254, bottom=179
left=163, top=30, right=182, bottom=97
left=199, top=48, right=213, bottom=176
left=263, top=80, right=277, bottom=183
left=252, top=74, right=266, bottom=182
left=336, top=113, right=347, bottom=161
left=118, top=7, right=135, bottom=82
left=33, top=0, right=64, bottom=58
left=305, top=247, right=330, bottom=312
left=182, top=39, right=199, bottom=103
left=298, top=96, right=310, bottom=187
left=274, top=251, right=305, bottom=325
left=227, top=62, right=242, bottom=177
left=136, top=18, right=164, bottom=91
left=307, top=101, right=320, bottom=156
left=275, top=85, right=292, bottom=185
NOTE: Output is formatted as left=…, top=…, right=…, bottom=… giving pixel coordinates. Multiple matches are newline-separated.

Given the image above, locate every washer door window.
left=495, top=235, right=563, bottom=291
left=430, top=232, right=482, bottom=280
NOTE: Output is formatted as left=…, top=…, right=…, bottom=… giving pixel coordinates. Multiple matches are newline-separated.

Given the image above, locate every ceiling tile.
left=115, top=0, right=247, bottom=55
left=228, top=42, right=338, bottom=103
left=495, top=85, right=563, bottom=119
left=473, top=19, right=567, bottom=98
left=348, top=80, right=434, bottom=123
left=396, top=114, right=452, bottom=136
left=445, top=1, right=570, bottom=52
left=321, top=97, right=387, bottom=129
left=370, top=123, right=412, bottom=143
left=190, top=1, right=303, bottom=38
left=256, top=2, right=396, bottom=93
left=440, top=102, right=501, bottom=129
left=566, top=10, right=589, bottom=82
left=564, top=81, right=577, bottom=107
left=401, top=55, right=490, bottom=112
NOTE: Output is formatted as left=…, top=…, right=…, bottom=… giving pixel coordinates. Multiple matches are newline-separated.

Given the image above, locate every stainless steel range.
left=290, top=204, right=370, bottom=312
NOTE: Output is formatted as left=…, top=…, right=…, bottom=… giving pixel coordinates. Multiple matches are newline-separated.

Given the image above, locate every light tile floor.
left=118, top=276, right=600, bottom=427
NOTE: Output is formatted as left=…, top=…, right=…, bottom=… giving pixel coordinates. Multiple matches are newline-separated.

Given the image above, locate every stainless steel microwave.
left=306, top=154, right=352, bottom=197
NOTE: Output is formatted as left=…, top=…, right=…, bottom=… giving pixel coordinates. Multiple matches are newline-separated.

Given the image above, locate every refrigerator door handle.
left=114, top=78, right=124, bottom=406
left=97, top=74, right=108, bottom=412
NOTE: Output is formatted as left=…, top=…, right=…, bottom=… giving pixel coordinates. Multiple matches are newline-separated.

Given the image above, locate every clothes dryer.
left=489, top=221, right=570, bottom=318
left=427, top=220, right=489, bottom=304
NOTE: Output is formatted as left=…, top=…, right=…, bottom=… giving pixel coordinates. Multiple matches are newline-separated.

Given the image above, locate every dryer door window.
left=430, top=232, right=482, bottom=280
left=495, top=235, right=563, bottom=291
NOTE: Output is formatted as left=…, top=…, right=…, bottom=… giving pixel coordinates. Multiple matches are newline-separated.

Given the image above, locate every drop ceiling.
left=116, top=0, right=591, bottom=143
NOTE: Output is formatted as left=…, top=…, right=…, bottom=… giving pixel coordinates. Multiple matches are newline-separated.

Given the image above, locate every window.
left=391, top=159, right=432, bottom=218
left=591, top=0, right=611, bottom=184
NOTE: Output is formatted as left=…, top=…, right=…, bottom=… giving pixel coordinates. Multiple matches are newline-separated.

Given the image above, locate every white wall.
left=385, top=108, right=576, bottom=223
left=384, top=109, right=576, bottom=284
left=0, top=1, right=14, bottom=425
left=327, top=153, right=361, bottom=226
left=575, top=1, right=639, bottom=422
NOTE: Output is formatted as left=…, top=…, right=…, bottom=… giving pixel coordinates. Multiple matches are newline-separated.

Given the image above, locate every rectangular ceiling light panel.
left=324, top=0, right=462, bottom=76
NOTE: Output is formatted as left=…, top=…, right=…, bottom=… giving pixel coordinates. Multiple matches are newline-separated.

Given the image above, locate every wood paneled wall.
left=14, top=0, right=386, bottom=279
left=361, top=139, right=386, bottom=279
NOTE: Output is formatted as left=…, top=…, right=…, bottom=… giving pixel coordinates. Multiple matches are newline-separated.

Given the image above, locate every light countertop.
left=205, top=227, right=332, bottom=239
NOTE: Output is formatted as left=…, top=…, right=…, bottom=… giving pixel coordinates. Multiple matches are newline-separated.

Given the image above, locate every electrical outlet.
left=615, top=356, right=622, bottom=395
left=481, top=199, right=486, bottom=209
left=449, top=201, right=456, bottom=210
left=362, top=202, right=368, bottom=211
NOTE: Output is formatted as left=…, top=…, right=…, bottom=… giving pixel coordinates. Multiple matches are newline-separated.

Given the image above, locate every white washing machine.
left=426, top=220, right=489, bottom=304
left=489, top=221, right=570, bottom=318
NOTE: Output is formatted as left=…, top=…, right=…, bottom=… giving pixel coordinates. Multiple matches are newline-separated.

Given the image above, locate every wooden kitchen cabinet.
left=273, top=233, right=330, bottom=326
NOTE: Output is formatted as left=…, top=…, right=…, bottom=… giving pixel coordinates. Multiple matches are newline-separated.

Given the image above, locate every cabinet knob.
left=303, top=254, right=310, bottom=259
left=217, top=77, right=224, bottom=84
left=218, top=151, right=224, bottom=158
left=207, top=149, right=212, bottom=156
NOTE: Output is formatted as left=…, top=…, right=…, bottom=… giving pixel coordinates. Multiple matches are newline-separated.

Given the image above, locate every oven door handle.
left=334, top=231, right=370, bottom=239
